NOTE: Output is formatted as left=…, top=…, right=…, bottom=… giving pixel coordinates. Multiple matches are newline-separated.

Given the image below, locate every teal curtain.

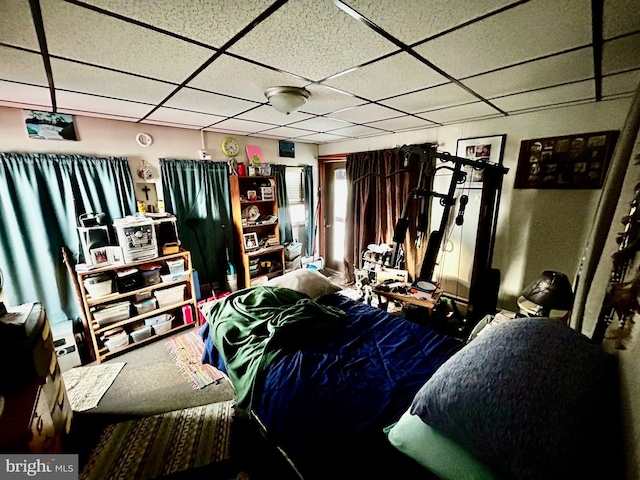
left=303, top=165, right=315, bottom=257
left=0, top=153, right=135, bottom=324
left=159, top=159, right=233, bottom=289
left=271, top=164, right=293, bottom=244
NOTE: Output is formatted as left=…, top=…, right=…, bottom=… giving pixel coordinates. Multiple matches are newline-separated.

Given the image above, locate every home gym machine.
left=391, top=143, right=509, bottom=336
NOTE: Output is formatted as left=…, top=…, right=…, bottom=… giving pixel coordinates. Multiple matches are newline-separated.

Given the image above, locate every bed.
left=199, top=270, right=623, bottom=480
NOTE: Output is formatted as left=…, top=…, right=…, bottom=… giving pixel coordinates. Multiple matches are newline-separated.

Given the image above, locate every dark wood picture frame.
left=514, top=130, right=619, bottom=189
left=456, top=134, right=506, bottom=188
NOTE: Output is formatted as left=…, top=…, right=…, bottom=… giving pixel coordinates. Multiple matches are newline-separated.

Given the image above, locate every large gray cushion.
left=410, top=317, right=621, bottom=480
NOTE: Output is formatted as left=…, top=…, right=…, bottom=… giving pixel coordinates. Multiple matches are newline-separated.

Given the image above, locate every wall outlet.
left=198, top=149, right=211, bottom=160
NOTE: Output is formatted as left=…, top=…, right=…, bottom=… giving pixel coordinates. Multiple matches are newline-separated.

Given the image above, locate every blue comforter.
left=201, top=292, right=462, bottom=479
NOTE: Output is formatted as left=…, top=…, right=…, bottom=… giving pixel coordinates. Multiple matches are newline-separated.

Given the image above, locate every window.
left=286, top=167, right=305, bottom=225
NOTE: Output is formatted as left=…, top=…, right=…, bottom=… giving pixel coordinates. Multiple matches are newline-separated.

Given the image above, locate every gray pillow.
left=410, top=317, right=621, bottom=480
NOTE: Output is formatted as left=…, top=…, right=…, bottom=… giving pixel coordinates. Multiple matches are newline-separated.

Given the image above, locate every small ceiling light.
left=264, top=86, right=310, bottom=115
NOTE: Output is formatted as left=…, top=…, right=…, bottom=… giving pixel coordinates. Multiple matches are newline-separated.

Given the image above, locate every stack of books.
left=266, top=235, right=279, bottom=247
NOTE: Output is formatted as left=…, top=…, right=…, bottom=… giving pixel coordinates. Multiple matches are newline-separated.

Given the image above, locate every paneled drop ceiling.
left=1, top=0, right=639, bottom=144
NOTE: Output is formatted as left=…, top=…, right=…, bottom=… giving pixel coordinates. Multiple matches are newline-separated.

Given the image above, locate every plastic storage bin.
left=105, top=332, right=129, bottom=352
left=134, top=291, right=153, bottom=303
left=144, top=313, right=172, bottom=326
left=154, top=285, right=186, bottom=308
left=133, top=298, right=157, bottom=315
left=153, top=317, right=173, bottom=335
left=166, top=258, right=185, bottom=275
left=131, top=325, right=152, bottom=343
left=140, top=267, right=160, bottom=285
left=285, top=242, right=302, bottom=261
left=93, top=301, right=131, bottom=327
left=115, top=268, right=142, bottom=293
left=84, top=276, right=113, bottom=298
left=161, top=272, right=188, bottom=283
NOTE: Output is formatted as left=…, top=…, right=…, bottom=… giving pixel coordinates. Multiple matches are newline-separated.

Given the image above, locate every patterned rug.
left=166, top=330, right=225, bottom=389
left=80, top=401, right=235, bottom=480
left=62, top=363, right=125, bottom=411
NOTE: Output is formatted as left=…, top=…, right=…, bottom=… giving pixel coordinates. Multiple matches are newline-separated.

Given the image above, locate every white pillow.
left=265, top=268, right=341, bottom=300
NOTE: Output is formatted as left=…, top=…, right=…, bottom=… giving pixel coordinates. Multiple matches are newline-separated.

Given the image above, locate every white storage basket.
left=154, top=285, right=186, bottom=308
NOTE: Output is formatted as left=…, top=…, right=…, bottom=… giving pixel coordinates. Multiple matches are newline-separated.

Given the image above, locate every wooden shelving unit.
left=229, top=175, right=285, bottom=288
left=77, top=250, right=198, bottom=363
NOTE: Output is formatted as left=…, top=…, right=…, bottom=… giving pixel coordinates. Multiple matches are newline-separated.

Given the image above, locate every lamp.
left=264, top=86, right=310, bottom=114
left=517, top=270, right=574, bottom=322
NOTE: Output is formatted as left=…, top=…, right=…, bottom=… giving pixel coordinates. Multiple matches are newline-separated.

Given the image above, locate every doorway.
left=322, top=161, right=347, bottom=272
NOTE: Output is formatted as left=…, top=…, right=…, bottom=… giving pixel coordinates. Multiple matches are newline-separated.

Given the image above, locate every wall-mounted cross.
left=141, top=185, right=151, bottom=201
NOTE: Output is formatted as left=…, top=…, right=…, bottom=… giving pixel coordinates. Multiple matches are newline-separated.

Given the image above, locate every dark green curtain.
left=159, top=159, right=233, bottom=290
left=303, top=165, right=315, bottom=257
left=0, top=153, right=135, bottom=324
left=271, top=164, right=293, bottom=244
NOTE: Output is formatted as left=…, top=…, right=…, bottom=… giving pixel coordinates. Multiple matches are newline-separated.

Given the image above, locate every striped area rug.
left=167, top=330, right=225, bottom=389
left=80, top=401, right=235, bottom=480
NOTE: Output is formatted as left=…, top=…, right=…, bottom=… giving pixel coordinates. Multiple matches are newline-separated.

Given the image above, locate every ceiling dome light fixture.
left=264, top=86, right=310, bottom=115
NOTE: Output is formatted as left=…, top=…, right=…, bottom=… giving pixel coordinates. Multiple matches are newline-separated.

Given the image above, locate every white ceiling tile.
left=0, top=0, right=39, bottom=49
left=236, top=105, right=313, bottom=124
left=603, top=70, right=640, bottom=97
left=414, top=0, right=592, bottom=78
left=256, top=126, right=317, bottom=138
left=228, top=0, right=398, bottom=81
left=0, top=46, right=47, bottom=86
left=0, top=81, right=51, bottom=109
left=602, top=33, right=640, bottom=75
left=56, top=91, right=153, bottom=118
left=83, top=0, right=274, bottom=48
left=59, top=109, right=139, bottom=123
left=363, top=115, right=436, bottom=131
left=381, top=82, right=477, bottom=113
left=325, top=124, right=388, bottom=137
left=51, top=59, right=176, bottom=103
left=603, top=0, right=640, bottom=39
left=418, top=102, right=499, bottom=123
left=41, top=0, right=213, bottom=83
left=344, top=0, right=519, bottom=44
left=300, top=84, right=366, bottom=115
left=324, top=52, right=447, bottom=100
left=326, top=103, right=400, bottom=123
left=187, top=54, right=308, bottom=103
left=208, top=117, right=279, bottom=134
left=462, top=48, right=594, bottom=98
left=286, top=116, right=353, bottom=132
left=164, top=87, right=258, bottom=117
left=143, top=119, right=203, bottom=130
left=248, top=131, right=288, bottom=140
left=296, top=132, right=350, bottom=142
left=146, top=107, right=226, bottom=128
left=491, top=80, right=595, bottom=112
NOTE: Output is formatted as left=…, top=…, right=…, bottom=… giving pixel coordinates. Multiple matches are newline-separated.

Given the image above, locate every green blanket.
left=201, top=286, right=346, bottom=409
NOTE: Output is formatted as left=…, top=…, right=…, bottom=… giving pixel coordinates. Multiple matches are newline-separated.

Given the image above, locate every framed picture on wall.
left=513, top=130, right=619, bottom=189
left=456, top=134, right=506, bottom=187
left=24, top=110, right=78, bottom=141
